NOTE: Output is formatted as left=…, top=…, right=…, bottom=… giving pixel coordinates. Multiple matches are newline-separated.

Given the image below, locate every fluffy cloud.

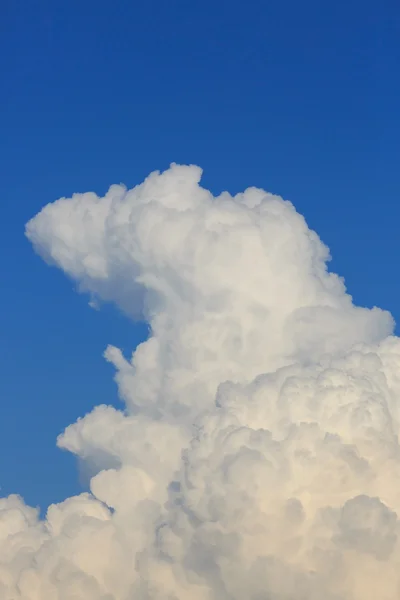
left=1, top=164, right=399, bottom=598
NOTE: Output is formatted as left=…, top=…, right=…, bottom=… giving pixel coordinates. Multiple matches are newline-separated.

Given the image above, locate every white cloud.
left=1, top=164, right=399, bottom=598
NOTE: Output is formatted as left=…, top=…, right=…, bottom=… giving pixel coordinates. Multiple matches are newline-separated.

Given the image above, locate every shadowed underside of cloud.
left=2, top=164, right=400, bottom=599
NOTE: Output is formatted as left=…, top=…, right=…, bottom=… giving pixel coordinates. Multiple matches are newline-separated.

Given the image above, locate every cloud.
left=1, top=164, right=399, bottom=598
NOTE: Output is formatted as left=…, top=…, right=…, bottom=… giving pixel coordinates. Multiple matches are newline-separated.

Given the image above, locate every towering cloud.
left=2, top=164, right=400, bottom=598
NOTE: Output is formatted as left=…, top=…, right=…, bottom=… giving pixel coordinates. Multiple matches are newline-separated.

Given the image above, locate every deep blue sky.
left=1, top=0, right=399, bottom=511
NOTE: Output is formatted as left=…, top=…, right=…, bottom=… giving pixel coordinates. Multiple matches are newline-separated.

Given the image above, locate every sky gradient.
left=1, top=0, right=399, bottom=512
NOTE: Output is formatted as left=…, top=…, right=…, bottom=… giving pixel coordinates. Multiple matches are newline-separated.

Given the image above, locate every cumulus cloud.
left=1, top=163, right=399, bottom=598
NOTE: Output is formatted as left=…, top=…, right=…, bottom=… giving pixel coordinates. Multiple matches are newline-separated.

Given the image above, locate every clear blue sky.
left=1, top=0, right=399, bottom=511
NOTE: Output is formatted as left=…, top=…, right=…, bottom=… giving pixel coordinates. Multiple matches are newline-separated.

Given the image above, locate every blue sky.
left=1, top=0, right=399, bottom=511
